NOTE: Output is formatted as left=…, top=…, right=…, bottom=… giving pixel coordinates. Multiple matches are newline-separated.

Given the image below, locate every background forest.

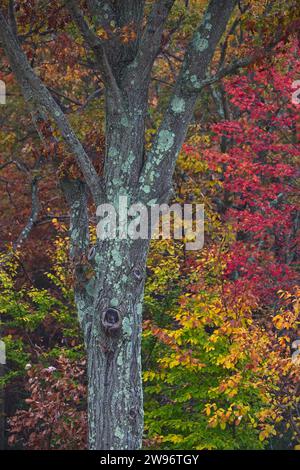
left=0, top=0, right=299, bottom=450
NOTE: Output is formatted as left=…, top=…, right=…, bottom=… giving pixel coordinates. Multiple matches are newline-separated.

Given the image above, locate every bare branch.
left=77, top=88, right=103, bottom=113
left=196, top=24, right=286, bottom=93
left=13, top=177, right=40, bottom=251
left=0, top=159, right=29, bottom=173
left=201, top=55, right=261, bottom=88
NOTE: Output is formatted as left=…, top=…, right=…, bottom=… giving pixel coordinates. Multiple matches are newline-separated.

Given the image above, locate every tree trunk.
left=79, top=238, right=149, bottom=449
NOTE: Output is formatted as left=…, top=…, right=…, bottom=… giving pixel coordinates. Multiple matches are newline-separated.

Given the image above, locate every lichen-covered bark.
left=64, top=178, right=148, bottom=449
left=79, top=239, right=149, bottom=450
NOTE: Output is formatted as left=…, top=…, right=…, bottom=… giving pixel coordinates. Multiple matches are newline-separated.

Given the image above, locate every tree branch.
left=134, top=0, right=175, bottom=84
left=86, top=0, right=115, bottom=30
left=138, top=0, right=238, bottom=201
left=8, top=0, right=17, bottom=36
left=13, top=177, right=40, bottom=251
left=0, top=9, right=103, bottom=204
left=66, top=0, right=123, bottom=107
left=0, top=159, right=29, bottom=173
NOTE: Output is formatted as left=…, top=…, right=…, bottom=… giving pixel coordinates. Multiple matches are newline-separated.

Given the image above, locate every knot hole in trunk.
left=102, top=307, right=122, bottom=332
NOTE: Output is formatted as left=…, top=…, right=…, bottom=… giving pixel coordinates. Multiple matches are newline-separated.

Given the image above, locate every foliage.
left=0, top=0, right=299, bottom=451
left=203, top=41, right=300, bottom=304
left=143, top=41, right=300, bottom=450
left=0, top=244, right=83, bottom=432
left=8, top=356, right=87, bottom=450
left=143, top=266, right=299, bottom=449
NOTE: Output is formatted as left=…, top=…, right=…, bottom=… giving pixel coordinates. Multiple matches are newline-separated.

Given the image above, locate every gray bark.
left=62, top=178, right=148, bottom=449
left=0, top=0, right=238, bottom=449
left=86, top=239, right=149, bottom=449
